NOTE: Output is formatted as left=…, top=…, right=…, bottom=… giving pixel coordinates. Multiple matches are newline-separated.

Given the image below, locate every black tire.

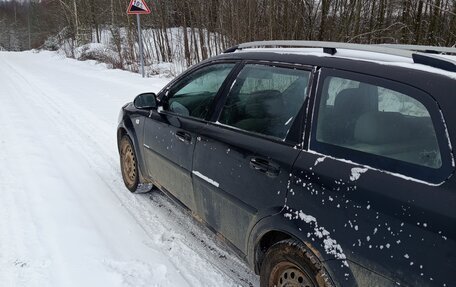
left=119, top=135, right=154, bottom=193
left=260, top=239, right=334, bottom=287
left=119, top=135, right=140, bottom=192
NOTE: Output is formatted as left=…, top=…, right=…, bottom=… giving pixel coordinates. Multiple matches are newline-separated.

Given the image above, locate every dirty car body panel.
left=118, top=49, right=456, bottom=286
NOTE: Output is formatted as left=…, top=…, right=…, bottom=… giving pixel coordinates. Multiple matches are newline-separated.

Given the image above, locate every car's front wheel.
left=119, top=134, right=154, bottom=193
left=120, top=135, right=140, bottom=192
left=260, top=239, right=333, bottom=287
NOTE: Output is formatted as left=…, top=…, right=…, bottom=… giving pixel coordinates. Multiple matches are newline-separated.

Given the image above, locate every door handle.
left=249, top=158, right=280, bottom=177
left=175, top=131, right=192, bottom=143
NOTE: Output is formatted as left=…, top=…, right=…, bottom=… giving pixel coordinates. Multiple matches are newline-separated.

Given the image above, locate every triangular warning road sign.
left=127, top=0, right=151, bottom=15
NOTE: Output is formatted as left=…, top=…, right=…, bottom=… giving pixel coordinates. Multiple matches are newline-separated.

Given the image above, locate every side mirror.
left=133, top=93, right=157, bottom=109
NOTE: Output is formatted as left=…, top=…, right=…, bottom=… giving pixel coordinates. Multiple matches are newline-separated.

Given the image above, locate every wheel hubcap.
left=270, top=262, right=315, bottom=287
left=121, top=140, right=136, bottom=187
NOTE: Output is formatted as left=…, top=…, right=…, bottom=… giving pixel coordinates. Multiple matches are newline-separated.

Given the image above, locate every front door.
left=192, top=63, right=313, bottom=251
left=143, top=63, right=236, bottom=210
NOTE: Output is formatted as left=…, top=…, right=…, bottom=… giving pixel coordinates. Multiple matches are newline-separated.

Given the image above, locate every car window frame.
left=308, top=67, right=454, bottom=184
left=157, top=60, right=242, bottom=123
left=211, top=60, right=315, bottom=146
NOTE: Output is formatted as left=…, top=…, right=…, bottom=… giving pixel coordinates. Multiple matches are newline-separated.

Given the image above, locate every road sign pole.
left=136, top=14, right=145, bottom=78
left=127, top=0, right=150, bottom=78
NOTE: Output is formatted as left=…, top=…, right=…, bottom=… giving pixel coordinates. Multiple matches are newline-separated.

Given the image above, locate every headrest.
left=334, top=88, right=365, bottom=113
left=245, top=90, right=283, bottom=118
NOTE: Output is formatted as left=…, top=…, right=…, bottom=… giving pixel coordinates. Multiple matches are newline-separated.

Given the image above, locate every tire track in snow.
left=0, top=58, right=73, bottom=287
left=1, top=53, right=259, bottom=286
left=2, top=56, right=198, bottom=286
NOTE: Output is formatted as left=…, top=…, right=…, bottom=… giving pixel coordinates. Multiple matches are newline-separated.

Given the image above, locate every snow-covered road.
left=0, top=51, right=258, bottom=287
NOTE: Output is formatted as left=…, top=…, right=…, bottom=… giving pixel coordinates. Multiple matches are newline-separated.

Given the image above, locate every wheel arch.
left=248, top=214, right=325, bottom=273
left=254, top=229, right=294, bottom=274
left=117, top=117, right=148, bottom=183
left=117, top=127, right=128, bottom=152
left=247, top=213, right=357, bottom=286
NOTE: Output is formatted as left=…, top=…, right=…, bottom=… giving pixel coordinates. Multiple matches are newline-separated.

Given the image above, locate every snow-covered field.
left=0, top=51, right=258, bottom=287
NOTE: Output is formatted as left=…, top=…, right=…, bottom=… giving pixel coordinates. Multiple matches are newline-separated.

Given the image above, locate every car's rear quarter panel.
left=284, top=65, right=456, bottom=286
left=288, top=150, right=455, bottom=286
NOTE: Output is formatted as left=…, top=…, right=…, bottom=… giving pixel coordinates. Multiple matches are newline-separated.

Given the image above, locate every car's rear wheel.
left=260, top=239, right=333, bottom=287
left=120, top=135, right=141, bottom=192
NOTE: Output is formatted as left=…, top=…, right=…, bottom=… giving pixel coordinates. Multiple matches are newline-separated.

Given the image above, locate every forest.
left=1, top=0, right=455, bottom=71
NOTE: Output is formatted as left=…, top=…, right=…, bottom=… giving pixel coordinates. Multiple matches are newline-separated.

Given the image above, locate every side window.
left=218, top=64, right=310, bottom=140
left=315, top=76, right=442, bottom=169
left=166, top=63, right=235, bottom=119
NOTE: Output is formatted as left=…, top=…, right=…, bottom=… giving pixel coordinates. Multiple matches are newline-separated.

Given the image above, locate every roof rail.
left=227, top=40, right=456, bottom=72
left=235, top=40, right=413, bottom=58
left=413, top=54, right=456, bottom=72
left=378, top=44, right=456, bottom=55
left=223, top=45, right=239, bottom=53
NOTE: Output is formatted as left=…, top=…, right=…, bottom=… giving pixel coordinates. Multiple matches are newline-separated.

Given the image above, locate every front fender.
left=117, top=111, right=148, bottom=183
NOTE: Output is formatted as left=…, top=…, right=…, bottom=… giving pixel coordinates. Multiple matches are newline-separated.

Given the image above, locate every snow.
left=285, top=209, right=348, bottom=264
left=0, top=51, right=258, bottom=287
left=53, top=27, right=223, bottom=77
left=306, top=149, right=444, bottom=186
left=298, top=212, right=316, bottom=223
left=192, top=171, right=220, bottom=188
left=350, top=167, right=369, bottom=181
left=439, top=110, right=455, bottom=167
left=240, top=48, right=412, bottom=63
left=284, top=117, right=293, bottom=125
left=314, top=156, right=326, bottom=166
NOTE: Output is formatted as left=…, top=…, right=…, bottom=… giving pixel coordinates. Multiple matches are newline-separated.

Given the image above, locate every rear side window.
left=316, top=76, right=441, bottom=169
left=312, top=70, right=452, bottom=182
left=218, top=64, right=310, bottom=140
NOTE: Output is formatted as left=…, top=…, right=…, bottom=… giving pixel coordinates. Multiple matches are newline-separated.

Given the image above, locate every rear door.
left=191, top=63, right=313, bottom=251
left=287, top=68, right=455, bottom=286
left=143, top=63, right=236, bottom=210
